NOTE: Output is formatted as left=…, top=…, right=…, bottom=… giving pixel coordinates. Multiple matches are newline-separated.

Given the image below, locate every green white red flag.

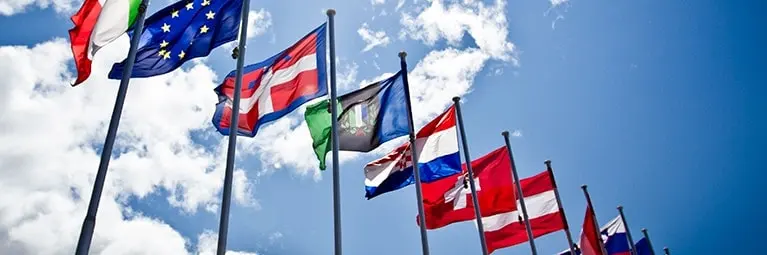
left=69, top=0, right=142, bottom=86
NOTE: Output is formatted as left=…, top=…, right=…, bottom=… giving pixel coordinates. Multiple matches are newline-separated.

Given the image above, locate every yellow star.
left=161, top=23, right=171, bottom=32
left=178, top=51, right=186, bottom=59
left=171, top=10, right=179, bottom=18
left=160, top=40, right=169, bottom=48
left=185, top=2, right=193, bottom=10
left=157, top=49, right=166, bottom=56
left=201, top=0, right=210, bottom=6
left=199, top=25, right=209, bottom=34
left=205, top=10, right=215, bottom=20
left=163, top=51, right=171, bottom=59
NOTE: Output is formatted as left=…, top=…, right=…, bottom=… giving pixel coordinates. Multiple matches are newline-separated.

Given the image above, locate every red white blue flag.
left=212, top=23, right=328, bottom=136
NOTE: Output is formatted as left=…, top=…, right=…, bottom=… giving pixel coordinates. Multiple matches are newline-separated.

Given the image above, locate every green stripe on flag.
left=128, top=0, right=142, bottom=28
left=304, top=99, right=341, bottom=170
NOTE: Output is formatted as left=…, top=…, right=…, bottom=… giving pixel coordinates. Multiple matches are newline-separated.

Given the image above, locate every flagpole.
left=641, top=228, right=656, bottom=255
left=581, top=185, right=608, bottom=255
left=74, top=1, right=149, bottom=254
left=216, top=0, right=251, bottom=253
left=326, top=9, right=343, bottom=255
left=502, top=131, right=539, bottom=255
left=544, top=160, right=577, bottom=255
left=663, top=247, right=670, bottom=255
left=399, top=51, right=430, bottom=255
left=452, top=97, right=489, bottom=255
left=617, top=206, right=637, bottom=255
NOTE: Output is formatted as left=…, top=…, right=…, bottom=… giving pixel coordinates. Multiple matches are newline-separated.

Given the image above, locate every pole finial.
left=544, top=159, right=551, bottom=165
left=399, top=51, right=407, bottom=59
left=326, top=9, right=336, bottom=16
left=641, top=228, right=647, bottom=233
left=452, top=96, right=460, bottom=103
left=617, top=205, right=624, bottom=211
left=581, top=184, right=588, bottom=190
left=501, top=130, right=510, bottom=137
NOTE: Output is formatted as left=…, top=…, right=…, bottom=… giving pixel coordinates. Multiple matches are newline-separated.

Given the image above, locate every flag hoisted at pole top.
left=65, top=2, right=670, bottom=254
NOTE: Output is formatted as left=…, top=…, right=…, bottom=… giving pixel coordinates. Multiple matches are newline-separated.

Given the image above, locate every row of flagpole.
left=70, top=3, right=674, bottom=254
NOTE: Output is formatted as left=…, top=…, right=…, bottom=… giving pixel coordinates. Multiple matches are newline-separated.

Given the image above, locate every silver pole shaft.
left=452, top=97, right=489, bottom=255
left=502, top=131, right=538, bottom=255
left=326, top=9, right=343, bottom=255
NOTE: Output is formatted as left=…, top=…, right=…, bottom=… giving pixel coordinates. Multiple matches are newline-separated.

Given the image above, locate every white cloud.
left=511, top=130, right=522, bottom=137
left=399, top=0, right=517, bottom=63
left=550, top=0, right=568, bottom=7
left=246, top=9, right=273, bottom=40
left=395, top=0, right=405, bottom=11
left=337, top=61, right=359, bottom=90
left=371, top=0, right=385, bottom=6
left=0, top=35, right=259, bottom=254
left=244, top=0, right=516, bottom=177
left=357, top=23, right=391, bottom=52
left=0, top=0, right=77, bottom=16
left=197, top=230, right=259, bottom=255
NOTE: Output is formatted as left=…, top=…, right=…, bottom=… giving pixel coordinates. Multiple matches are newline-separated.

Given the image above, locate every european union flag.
left=108, top=0, right=242, bottom=79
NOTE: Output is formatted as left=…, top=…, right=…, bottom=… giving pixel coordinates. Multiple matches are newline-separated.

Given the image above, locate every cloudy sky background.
left=0, top=0, right=764, bottom=254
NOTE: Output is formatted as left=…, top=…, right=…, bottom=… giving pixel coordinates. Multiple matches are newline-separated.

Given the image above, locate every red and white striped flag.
left=481, top=171, right=566, bottom=253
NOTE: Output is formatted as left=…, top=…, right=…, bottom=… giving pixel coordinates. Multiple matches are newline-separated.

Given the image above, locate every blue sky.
left=0, top=0, right=764, bottom=254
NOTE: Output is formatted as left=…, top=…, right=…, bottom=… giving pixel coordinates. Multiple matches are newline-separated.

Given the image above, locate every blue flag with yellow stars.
left=108, top=0, right=242, bottom=79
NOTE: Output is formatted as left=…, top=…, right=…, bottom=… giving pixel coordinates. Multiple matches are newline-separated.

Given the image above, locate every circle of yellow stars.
left=156, top=0, right=216, bottom=60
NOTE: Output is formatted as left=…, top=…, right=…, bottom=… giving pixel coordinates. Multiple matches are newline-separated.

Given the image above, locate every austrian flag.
left=212, top=23, right=328, bottom=136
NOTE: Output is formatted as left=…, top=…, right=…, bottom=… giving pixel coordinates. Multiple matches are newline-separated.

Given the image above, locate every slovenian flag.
left=363, top=106, right=462, bottom=199
left=601, top=216, right=632, bottom=255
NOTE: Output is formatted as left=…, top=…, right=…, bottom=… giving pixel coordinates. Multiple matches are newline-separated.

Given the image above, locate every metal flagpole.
left=502, top=131, right=539, bottom=255
left=216, top=0, right=251, bottom=253
left=663, top=247, right=670, bottom=255
left=617, top=206, right=637, bottom=255
left=399, top=51, right=430, bottom=255
left=326, top=9, right=343, bottom=255
left=581, top=185, right=608, bottom=255
left=74, top=1, right=149, bottom=254
left=452, top=97, right=489, bottom=255
left=641, top=228, right=656, bottom=255
left=544, top=160, right=577, bottom=255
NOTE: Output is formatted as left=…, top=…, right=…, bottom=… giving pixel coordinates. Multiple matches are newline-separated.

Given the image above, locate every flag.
left=580, top=204, right=605, bottom=255
left=600, top=216, right=632, bottom=255
left=418, top=146, right=516, bottom=229
left=304, top=71, right=410, bottom=170
left=212, top=23, right=328, bottom=136
left=69, top=0, right=142, bottom=85
left=363, top=106, right=461, bottom=199
left=634, top=237, right=653, bottom=255
left=108, top=0, right=243, bottom=79
left=481, top=171, right=566, bottom=253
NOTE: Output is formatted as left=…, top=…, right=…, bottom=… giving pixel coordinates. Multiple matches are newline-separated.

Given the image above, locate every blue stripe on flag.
left=365, top=152, right=461, bottom=199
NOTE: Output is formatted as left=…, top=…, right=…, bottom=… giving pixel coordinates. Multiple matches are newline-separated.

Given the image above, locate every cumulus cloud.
left=197, top=231, right=259, bottom=255
left=399, top=0, right=517, bottom=63
left=0, top=0, right=77, bottom=16
left=0, top=35, right=258, bottom=254
left=357, top=23, right=391, bottom=52
left=247, top=0, right=516, bottom=177
left=246, top=9, right=273, bottom=40
left=370, top=0, right=385, bottom=6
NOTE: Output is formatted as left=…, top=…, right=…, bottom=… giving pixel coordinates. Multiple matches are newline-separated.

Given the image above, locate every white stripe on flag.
left=363, top=126, right=458, bottom=187
left=225, top=53, right=318, bottom=116
left=482, top=190, right=559, bottom=232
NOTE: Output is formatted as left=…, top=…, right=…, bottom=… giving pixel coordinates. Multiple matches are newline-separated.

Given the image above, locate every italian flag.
left=69, top=0, right=142, bottom=86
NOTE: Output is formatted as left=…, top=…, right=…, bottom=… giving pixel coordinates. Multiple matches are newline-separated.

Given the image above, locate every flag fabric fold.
left=418, top=146, right=516, bottom=229
left=363, top=106, right=461, bottom=199
left=304, top=71, right=410, bottom=170
left=69, top=0, right=142, bottom=85
left=634, top=237, right=653, bottom=255
left=481, top=171, right=566, bottom=254
left=108, top=0, right=243, bottom=79
left=212, top=23, right=328, bottom=136
left=580, top=204, right=605, bottom=255
left=600, top=216, right=632, bottom=255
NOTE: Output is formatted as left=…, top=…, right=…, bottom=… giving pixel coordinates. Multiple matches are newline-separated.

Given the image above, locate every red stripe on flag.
left=485, top=212, right=566, bottom=254
left=218, top=33, right=318, bottom=99
left=68, top=0, right=102, bottom=86
left=415, top=105, right=456, bottom=139
left=269, top=69, right=320, bottom=110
